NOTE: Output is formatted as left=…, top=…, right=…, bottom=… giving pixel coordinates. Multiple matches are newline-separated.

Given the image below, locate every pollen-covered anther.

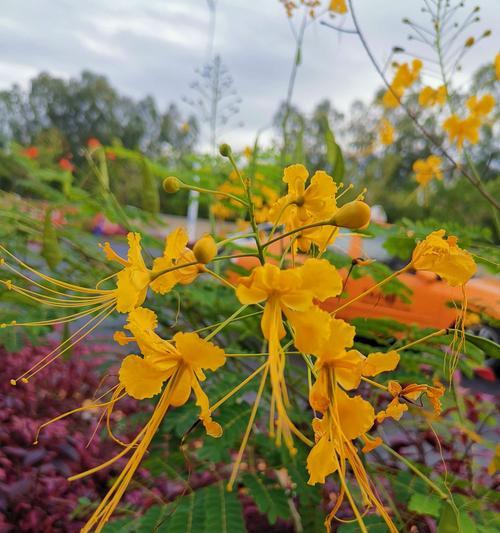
left=163, top=176, right=182, bottom=193
left=193, top=235, right=217, bottom=264
left=10, top=379, right=16, bottom=386
left=330, top=201, right=371, bottom=229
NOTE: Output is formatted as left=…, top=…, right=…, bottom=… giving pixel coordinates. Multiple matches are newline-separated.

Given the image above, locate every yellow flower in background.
left=466, top=94, right=495, bottom=118
left=412, top=155, right=443, bottom=187
left=495, top=52, right=500, bottom=79
left=419, top=85, right=447, bottom=107
left=149, top=227, right=200, bottom=294
left=382, top=60, right=422, bottom=108
left=379, top=118, right=394, bottom=145
left=118, top=307, right=226, bottom=436
left=329, top=0, right=347, bottom=14
left=376, top=380, right=445, bottom=422
left=382, top=83, right=404, bottom=108
left=269, top=164, right=339, bottom=252
left=411, top=229, right=476, bottom=287
left=442, top=114, right=480, bottom=149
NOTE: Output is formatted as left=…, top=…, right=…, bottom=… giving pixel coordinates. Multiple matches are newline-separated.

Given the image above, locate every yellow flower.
left=466, top=94, right=495, bottom=118
left=495, top=53, right=500, bottom=80
left=269, top=164, right=338, bottom=252
left=379, top=118, right=394, bottom=145
left=442, top=114, right=480, bottom=149
left=309, top=318, right=400, bottom=407
left=382, top=83, right=404, bottom=108
left=74, top=308, right=225, bottom=532
left=329, top=0, right=347, bottom=14
left=412, top=155, right=443, bottom=187
left=118, top=307, right=225, bottom=436
left=376, top=380, right=445, bottom=422
left=382, top=60, right=422, bottom=108
left=236, top=259, right=342, bottom=352
left=101, top=233, right=151, bottom=313
left=236, top=259, right=342, bottom=452
left=411, top=230, right=476, bottom=287
left=306, top=386, right=397, bottom=532
left=149, top=227, right=200, bottom=294
left=418, top=85, right=447, bottom=107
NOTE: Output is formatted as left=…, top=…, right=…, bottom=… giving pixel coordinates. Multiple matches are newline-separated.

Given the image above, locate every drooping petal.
left=307, top=434, right=337, bottom=485
left=309, top=371, right=330, bottom=413
left=191, top=377, right=222, bottom=437
left=119, top=355, right=169, bottom=400
left=173, top=332, right=226, bottom=371
left=363, top=350, right=400, bottom=377
left=127, top=232, right=147, bottom=269
left=169, top=367, right=193, bottom=406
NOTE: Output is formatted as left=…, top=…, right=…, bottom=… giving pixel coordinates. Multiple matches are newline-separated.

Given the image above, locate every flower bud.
left=219, top=143, right=232, bottom=157
left=331, top=201, right=371, bottom=229
left=163, top=176, right=181, bottom=193
left=193, top=235, right=218, bottom=264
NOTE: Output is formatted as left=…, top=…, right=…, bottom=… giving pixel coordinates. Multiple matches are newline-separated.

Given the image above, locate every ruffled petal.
left=164, top=227, right=189, bottom=259
left=173, top=332, right=226, bottom=371
left=285, top=306, right=331, bottom=354
left=363, top=350, right=400, bottom=377
left=297, top=258, right=343, bottom=301
left=336, top=389, right=375, bottom=440
left=119, top=355, right=169, bottom=400
left=333, top=350, right=365, bottom=390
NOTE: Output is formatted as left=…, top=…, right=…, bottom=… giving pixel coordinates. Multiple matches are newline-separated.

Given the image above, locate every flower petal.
left=173, top=332, right=226, bottom=371
left=297, top=258, right=343, bottom=301
left=336, top=389, right=375, bottom=440
left=119, top=355, right=169, bottom=400
left=307, top=434, right=337, bottom=485
left=363, top=350, right=400, bottom=377
left=285, top=306, right=331, bottom=354
left=169, top=367, right=193, bottom=406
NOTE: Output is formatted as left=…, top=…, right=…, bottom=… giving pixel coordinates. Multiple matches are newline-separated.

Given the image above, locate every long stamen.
left=227, top=362, right=269, bottom=491
left=0, top=245, right=106, bottom=294
left=11, top=302, right=116, bottom=384
left=79, top=370, right=179, bottom=531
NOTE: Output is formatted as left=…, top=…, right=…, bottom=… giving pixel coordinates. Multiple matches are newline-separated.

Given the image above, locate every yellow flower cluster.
left=412, top=154, right=443, bottom=187
left=383, top=59, right=423, bottom=108
left=443, top=94, right=495, bottom=150
left=1, top=161, right=477, bottom=532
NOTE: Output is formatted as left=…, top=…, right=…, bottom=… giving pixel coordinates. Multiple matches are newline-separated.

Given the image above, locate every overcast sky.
left=1, top=0, right=498, bottom=147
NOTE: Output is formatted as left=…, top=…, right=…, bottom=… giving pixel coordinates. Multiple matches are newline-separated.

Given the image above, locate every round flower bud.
left=163, top=176, right=181, bottom=193
left=193, top=235, right=218, bottom=264
left=331, top=201, right=371, bottom=229
left=219, top=143, right=232, bottom=157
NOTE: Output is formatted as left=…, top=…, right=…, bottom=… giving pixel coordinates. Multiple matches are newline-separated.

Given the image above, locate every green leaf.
left=408, top=492, right=442, bottom=518
left=438, top=503, right=477, bottom=533
left=463, top=331, right=500, bottom=359
left=202, top=482, right=246, bottom=533
left=242, top=473, right=291, bottom=524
